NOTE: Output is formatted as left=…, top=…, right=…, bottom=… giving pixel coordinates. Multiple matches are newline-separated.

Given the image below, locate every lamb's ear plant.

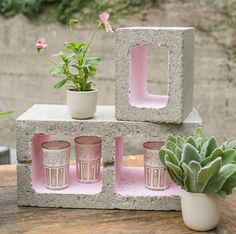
left=159, top=128, right=236, bottom=198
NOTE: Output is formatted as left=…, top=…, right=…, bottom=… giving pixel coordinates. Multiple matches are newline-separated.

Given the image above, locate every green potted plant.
left=35, top=12, right=113, bottom=119
left=159, top=128, right=236, bottom=231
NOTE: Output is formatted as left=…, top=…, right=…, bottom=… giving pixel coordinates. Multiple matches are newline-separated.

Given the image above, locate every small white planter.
left=181, top=189, right=221, bottom=231
left=66, top=89, right=98, bottom=119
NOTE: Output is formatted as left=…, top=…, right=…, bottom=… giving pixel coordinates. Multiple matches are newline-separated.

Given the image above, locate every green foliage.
left=40, top=19, right=105, bottom=91
left=0, top=0, right=160, bottom=24
left=159, top=128, right=236, bottom=198
left=48, top=42, right=101, bottom=91
left=0, top=110, right=13, bottom=117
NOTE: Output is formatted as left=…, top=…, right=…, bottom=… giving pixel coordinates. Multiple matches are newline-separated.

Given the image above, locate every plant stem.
left=69, top=19, right=78, bottom=42
left=64, top=63, right=79, bottom=90
left=83, top=23, right=102, bottom=58
left=39, top=52, right=57, bottom=65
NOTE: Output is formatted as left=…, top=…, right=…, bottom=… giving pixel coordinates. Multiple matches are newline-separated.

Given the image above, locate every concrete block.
left=115, top=27, right=195, bottom=123
left=17, top=162, right=181, bottom=210
left=16, top=104, right=202, bottom=210
left=16, top=105, right=202, bottom=163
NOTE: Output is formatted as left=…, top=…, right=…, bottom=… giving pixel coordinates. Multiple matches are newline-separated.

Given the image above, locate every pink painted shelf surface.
left=31, top=134, right=102, bottom=195
left=33, top=165, right=102, bottom=195
left=115, top=137, right=180, bottom=197
left=129, top=45, right=169, bottom=109
left=116, top=166, right=180, bottom=197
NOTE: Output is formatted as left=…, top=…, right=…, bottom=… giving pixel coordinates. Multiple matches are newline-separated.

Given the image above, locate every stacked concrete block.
left=17, top=27, right=198, bottom=210
left=17, top=104, right=201, bottom=210
left=115, top=27, right=195, bottom=123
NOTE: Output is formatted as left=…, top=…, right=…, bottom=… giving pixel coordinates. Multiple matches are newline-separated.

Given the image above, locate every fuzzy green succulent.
left=159, top=128, right=236, bottom=198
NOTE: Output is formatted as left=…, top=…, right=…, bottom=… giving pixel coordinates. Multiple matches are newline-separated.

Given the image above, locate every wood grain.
left=0, top=164, right=235, bottom=234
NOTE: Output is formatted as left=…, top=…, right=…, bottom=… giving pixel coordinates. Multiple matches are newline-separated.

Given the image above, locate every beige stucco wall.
left=0, top=1, right=235, bottom=148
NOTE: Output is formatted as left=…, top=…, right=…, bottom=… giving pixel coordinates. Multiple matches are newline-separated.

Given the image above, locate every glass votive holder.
left=74, top=136, right=102, bottom=183
left=41, top=141, right=70, bottom=190
left=143, top=141, right=169, bottom=190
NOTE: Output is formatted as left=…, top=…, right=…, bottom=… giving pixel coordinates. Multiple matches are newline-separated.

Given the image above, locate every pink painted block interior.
left=129, top=45, right=168, bottom=108
left=115, top=137, right=181, bottom=197
left=31, top=134, right=102, bottom=195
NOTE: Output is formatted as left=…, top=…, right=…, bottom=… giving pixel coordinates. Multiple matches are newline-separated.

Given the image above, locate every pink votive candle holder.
left=74, top=136, right=102, bottom=183
left=41, top=141, right=70, bottom=190
left=143, top=141, right=169, bottom=190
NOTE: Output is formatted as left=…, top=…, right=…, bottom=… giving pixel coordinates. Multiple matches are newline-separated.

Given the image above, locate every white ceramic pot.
left=181, top=189, right=220, bottom=231
left=66, top=89, right=98, bottom=119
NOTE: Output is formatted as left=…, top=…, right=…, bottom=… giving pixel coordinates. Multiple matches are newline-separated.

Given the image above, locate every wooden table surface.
left=0, top=164, right=236, bottom=234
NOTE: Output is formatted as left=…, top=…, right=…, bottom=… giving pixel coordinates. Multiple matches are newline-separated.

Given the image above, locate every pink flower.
left=35, top=38, right=48, bottom=50
left=99, top=12, right=113, bottom=32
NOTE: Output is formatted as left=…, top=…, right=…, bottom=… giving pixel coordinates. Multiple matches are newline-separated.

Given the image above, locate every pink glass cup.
left=143, top=141, right=169, bottom=190
left=41, top=141, right=70, bottom=190
left=74, top=136, right=102, bottom=183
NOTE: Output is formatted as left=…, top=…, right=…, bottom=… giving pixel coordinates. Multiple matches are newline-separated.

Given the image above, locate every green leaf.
left=53, top=79, right=68, bottom=89
left=166, top=141, right=176, bottom=153
left=221, top=149, right=236, bottom=165
left=166, top=161, right=183, bottom=186
left=0, top=110, right=13, bottom=117
left=185, top=136, right=197, bottom=149
left=221, top=171, right=236, bottom=195
left=159, top=149, right=167, bottom=167
left=198, top=157, right=222, bottom=192
left=182, top=163, right=192, bottom=191
left=202, top=148, right=223, bottom=166
left=200, top=141, right=208, bottom=158
left=176, top=136, right=185, bottom=149
left=205, top=164, right=236, bottom=193
left=193, top=128, right=208, bottom=145
left=49, top=65, right=64, bottom=75
left=205, top=137, right=218, bottom=157
left=88, top=65, right=97, bottom=72
left=182, top=162, right=202, bottom=192
left=227, top=140, right=236, bottom=149
left=182, top=143, right=201, bottom=165
left=65, top=53, right=75, bottom=61
left=221, top=141, right=229, bottom=151
left=166, top=134, right=176, bottom=144
left=195, top=137, right=203, bottom=149
left=164, top=149, right=180, bottom=166
left=65, top=42, right=87, bottom=53
left=175, top=147, right=182, bottom=161
left=189, top=161, right=202, bottom=176
left=189, top=161, right=202, bottom=192
left=86, top=57, right=102, bottom=65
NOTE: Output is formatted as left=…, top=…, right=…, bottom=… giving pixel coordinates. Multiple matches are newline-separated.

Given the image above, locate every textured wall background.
left=0, top=1, right=236, bottom=148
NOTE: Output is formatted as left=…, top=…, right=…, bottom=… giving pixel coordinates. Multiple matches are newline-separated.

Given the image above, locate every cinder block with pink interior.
left=115, top=27, right=195, bottom=123
left=17, top=104, right=201, bottom=210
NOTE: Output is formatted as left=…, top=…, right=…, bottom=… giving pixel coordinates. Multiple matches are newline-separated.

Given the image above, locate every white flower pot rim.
left=67, top=88, right=98, bottom=94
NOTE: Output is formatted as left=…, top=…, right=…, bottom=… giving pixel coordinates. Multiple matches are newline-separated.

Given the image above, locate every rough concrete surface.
left=17, top=163, right=181, bottom=210
left=16, top=104, right=202, bottom=163
left=16, top=104, right=201, bottom=210
left=115, top=27, right=194, bottom=123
